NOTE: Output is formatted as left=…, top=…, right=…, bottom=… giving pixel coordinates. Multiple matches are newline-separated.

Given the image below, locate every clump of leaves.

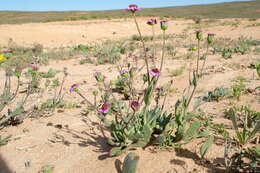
left=39, top=68, right=58, bottom=78
left=73, top=44, right=92, bottom=52
left=166, top=66, right=185, bottom=77
left=79, top=58, right=93, bottom=64
left=91, top=40, right=127, bottom=64
left=231, top=78, right=246, bottom=100
left=224, top=106, right=260, bottom=172
left=0, top=135, right=11, bottom=146
left=39, top=165, right=54, bottom=173
left=203, top=87, right=231, bottom=102
left=224, top=106, right=260, bottom=129
left=0, top=54, right=43, bottom=126
left=39, top=68, right=68, bottom=111
left=256, top=63, right=260, bottom=79
left=221, top=48, right=233, bottom=59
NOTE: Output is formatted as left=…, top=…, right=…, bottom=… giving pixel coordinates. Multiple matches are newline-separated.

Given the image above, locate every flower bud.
left=94, top=72, right=105, bottom=82
left=196, top=30, right=203, bottom=41
left=207, top=33, right=215, bottom=44
left=160, top=20, right=168, bottom=31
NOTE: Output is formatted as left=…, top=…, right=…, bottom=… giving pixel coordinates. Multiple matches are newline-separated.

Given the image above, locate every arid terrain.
left=0, top=17, right=260, bottom=173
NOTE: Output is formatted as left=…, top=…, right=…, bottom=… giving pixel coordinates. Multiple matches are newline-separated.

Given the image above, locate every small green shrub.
left=203, top=87, right=231, bottom=102
left=166, top=66, right=185, bottom=77
left=231, top=78, right=246, bottom=100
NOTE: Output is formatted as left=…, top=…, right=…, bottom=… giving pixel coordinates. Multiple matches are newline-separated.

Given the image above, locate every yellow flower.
left=0, top=54, right=6, bottom=62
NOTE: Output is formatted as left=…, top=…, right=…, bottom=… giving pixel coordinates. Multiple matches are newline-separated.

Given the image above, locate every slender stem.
left=200, top=43, right=209, bottom=76
left=76, top=90, right=95, bottom=108
left=160, top=30, right=166, bottom=72
left=187, top=84, right=197, bottom=108
left=101, top=81, right=123, bottom=116
left=10, top=77, right=21, bottom=101
left=152, top=25, right=156, bottom=66
left=133, top=13, right=150, bottom=84
left=196, top=39, right=201, bottom=76
left=57, top=75, right=66, bottom=102
left=161, top=93, right=168, bottom=110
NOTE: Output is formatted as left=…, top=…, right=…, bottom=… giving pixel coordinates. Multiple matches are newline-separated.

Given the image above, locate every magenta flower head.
left=126, top=4, right=140, bottom=13
left=160, top=20, right=168, bottom=31
left=98, top=102, right=111, bottom=114
left=196, top=30, right=203, bottom=41
left=130, top=100, right=140, bottom=112
left=150, top=68, right=161, bottom=77
left=28, top=62, right=39, bottom=71
left=207, top=33, right=215, bottom=44
left=94, top=72, right=105, bottom=82
left=156, top=87, right=164, bottom=92
left=1, top=48, right=12, bottom=54
left=147, top=19, right=157, bottom=26
left=70, top=84, right=79, bottom=92
left=120, top=69, right=129, bottom=77
left=120, top=69, right=129, bottom=75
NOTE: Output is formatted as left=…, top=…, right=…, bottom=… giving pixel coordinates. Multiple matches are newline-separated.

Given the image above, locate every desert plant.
left=203, top=87, right=231, bottom=102
left=0, top=135, right=11, bottom=146
left=71, top=4, right=215, bottom=157
left=223, top=107, right=260, bottom=171
left=221, top=47, right=233, bottom=59
left=166, top=66, right=185, bottom=77
left=231, top=78, right=246, bottom=100
left=256, top=63, right=260, bottom=79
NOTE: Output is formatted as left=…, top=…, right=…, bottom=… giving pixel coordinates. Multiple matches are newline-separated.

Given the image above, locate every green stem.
left=200, top=43, right=209, bottom=76
left=133, top=13, right=150, bottom=84
left=160, top=30, right=166, bottom=72
left=57, top=75, right=66, bottom=102
left=187, top=84, right=197, bottom=108
left=196, top=39, right=201, bottom=76
left=152, top=25, right=156, bottom=66
left=76, top=90, right=95, bottom=108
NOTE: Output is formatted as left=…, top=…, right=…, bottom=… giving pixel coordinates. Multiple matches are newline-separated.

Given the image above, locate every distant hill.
left=0, top=0, right=259, bottom=24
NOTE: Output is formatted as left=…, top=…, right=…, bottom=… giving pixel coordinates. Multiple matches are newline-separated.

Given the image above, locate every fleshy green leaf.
left=200, top=136, right=214, bottom=159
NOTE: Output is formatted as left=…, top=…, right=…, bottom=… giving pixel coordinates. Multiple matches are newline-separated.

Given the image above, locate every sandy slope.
left=0, top=18, right=259, bottom=48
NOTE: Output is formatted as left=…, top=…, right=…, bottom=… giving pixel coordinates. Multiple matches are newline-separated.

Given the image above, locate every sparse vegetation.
left=0, top=2, right=260, bottom=173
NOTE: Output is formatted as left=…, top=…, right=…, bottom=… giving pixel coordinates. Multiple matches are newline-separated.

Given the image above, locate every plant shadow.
left=48, top=118, right=113, bottom=161
left=114, top=159, right=122, bottom=173
left=0, top=155, right=12, bottom=173
left=174, top=148, right=226, bottom=173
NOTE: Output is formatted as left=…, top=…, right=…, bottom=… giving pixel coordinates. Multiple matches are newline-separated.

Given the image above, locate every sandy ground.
left=0, top=18, right=260, bottom=173
left=0, top=18, right=259, bottom=47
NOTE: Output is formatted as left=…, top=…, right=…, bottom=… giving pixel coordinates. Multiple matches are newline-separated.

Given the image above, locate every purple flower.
left=125, top=4, right=140, bottom=13
left=1, top=48, right=12, bottom=54
left=70, top=84, right=79, bottom=92
left=150, top=68, right=161, bottom=77
left=160, top=20, right=168, bottom=31
left=28, top=62, right=39, bottom=71
left=98, top=102, right=111, bottom=114
left=156, top=87, right=164, bottom=92
left=130, top=100, right=140, bottom=112
left=120, top=69, right=129, bottom=75
left=195, top=30, right=203, bottom=41
left=147, top=19, right=157, bottom=26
